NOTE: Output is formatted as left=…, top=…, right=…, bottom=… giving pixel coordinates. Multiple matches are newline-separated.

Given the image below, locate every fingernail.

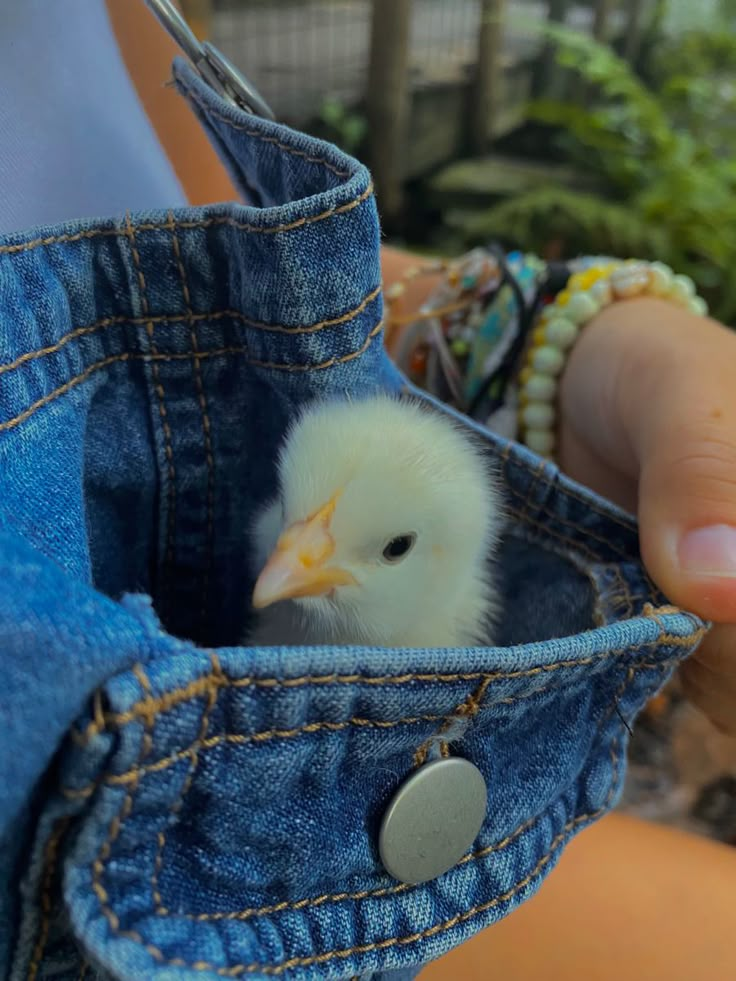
left=678, top=525, right=736, bottom=578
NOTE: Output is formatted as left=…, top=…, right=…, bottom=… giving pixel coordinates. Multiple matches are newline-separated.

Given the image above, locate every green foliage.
left=455, top=188, right=669, bottom=263
left=498, top=24, right=736, bottom=322
left=316, top=98, right=367, bottom=155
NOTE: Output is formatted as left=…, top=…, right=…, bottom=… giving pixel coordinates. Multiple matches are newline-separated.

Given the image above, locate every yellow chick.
left=249, top=395, right=503, bottom=648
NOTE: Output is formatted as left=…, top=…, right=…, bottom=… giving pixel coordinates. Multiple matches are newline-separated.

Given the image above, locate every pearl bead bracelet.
left=518, top=259, right=709, bottom=460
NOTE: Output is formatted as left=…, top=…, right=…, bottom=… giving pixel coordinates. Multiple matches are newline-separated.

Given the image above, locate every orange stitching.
left=70, top=630, right=705, bottom=747
left=178, top=81, right=352, bottom=179
left=152, top=653, right=221, bottom=910
left=0, top=350, right=228, bottom=434
left=27, top=818, right=71, bottom=981
left=63, top=712, right=450, bottom=800
left=126, top=216, right=177, bottom=571
left=62, top=652, right=687, bottom=809
left=0, top=226, right=119, bottom=255
left=169, top=216, right=216, bottom=619
left=78, top=960, right=89, bottom=980
left=173, top=811, right=542, bottom=923
left=0, top=186, right=374, bottom=256
left=0, top=320, right=383, bottom=435
left=97, top=803, right=613, bottom=975
left=133, top=663, right=153, bottom=696
left=136, top=187, right=374, bottom=236
left=0, top=315, right=129, bottom=376
left=90, top=667, right=155, bottom=957
left=414, top=676, right=493, bottom=767
left=249, top=284, right=380, bottom=335
left=251, top=319, right=383, bottom=372
left=0, top=288, right=383, bottom=378
left=643, top=603, right=682, bottom=626
left=85, top=656, right=662, bottom=972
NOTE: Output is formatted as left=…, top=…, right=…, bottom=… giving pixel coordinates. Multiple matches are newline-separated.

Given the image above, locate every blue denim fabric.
left=0, top=62, right=706, bottom=981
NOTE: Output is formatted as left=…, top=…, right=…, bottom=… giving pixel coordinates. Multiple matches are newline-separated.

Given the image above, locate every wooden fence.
left=182, top=0, right=653, bottom=219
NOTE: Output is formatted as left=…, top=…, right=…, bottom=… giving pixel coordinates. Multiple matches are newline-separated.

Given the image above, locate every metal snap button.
left=378, top=757, right=487, bottom=884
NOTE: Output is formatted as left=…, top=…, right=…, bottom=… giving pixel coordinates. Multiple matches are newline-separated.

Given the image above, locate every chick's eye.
left=382, top=534, right=417, bottom=563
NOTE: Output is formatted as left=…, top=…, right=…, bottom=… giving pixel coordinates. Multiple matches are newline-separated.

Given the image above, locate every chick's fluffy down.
left=249, top=395, right=504, bottom=649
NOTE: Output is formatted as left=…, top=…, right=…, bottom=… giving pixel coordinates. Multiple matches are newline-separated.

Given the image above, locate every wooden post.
left=535, top=0, right=572, bottom=96
left=180, top=0, right=213, bottom=40
left=623, top=0, right=646, bottom=65
left=471, top=0, right=506, bottom=153
left=592, top=0, right=615, bottom=42
left=366, top=0, right=413, bottom=225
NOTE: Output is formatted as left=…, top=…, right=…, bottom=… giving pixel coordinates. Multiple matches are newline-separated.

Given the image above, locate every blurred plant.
left=467, top=23, right=736, bottom=322
left=316, top=97, right=367, bottom=155
left=717, top=0, right=736, bottom=27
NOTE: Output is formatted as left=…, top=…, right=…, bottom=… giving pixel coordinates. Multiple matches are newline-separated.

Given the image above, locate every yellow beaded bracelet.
left=518, top=259, right=708, bottom=460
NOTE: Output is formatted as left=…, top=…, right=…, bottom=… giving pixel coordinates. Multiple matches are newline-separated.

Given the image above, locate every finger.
left=680, top=665, right=736, bottom=736
left=562, top=297, right=736, bottom=623
left=679, top=623, right=736, bottom=734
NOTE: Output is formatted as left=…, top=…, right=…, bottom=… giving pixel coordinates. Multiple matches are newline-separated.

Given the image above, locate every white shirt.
left=0, top=0, right=186, bottom=235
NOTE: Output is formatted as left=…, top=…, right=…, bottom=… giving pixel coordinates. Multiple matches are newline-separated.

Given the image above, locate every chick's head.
left=252, top=396, right=503, bottom=647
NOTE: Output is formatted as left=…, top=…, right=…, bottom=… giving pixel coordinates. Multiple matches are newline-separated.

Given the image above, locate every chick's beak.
left=252, top=496, right=356, bottom=609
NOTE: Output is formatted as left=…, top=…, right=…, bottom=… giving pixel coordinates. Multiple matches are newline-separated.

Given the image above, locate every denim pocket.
left=2, top=63, right=706, bottom=981
left=21, top=596, right=702, bottom=981
left=13, top=424, right=705, bottom=980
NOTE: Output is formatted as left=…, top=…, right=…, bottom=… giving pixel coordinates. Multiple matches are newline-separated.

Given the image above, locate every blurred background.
left=179, top=0, right=736, bottom=846
left=182, top=0, right=736, bottom=326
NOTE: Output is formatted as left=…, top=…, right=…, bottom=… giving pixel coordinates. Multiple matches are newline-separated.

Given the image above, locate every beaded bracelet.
left=518, top=259, right=709, bottom=459
left=390, top=247, right=546, bottom=420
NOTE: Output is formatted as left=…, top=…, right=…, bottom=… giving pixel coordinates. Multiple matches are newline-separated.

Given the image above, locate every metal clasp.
left=143, top=0, right=275, bottom=120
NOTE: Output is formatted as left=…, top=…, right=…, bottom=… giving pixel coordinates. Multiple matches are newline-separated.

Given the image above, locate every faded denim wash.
left=0, top=61, right=705, bottom=981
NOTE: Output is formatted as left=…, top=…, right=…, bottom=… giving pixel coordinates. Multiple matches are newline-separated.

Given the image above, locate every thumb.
left=561, top=297, right=736, bottom=623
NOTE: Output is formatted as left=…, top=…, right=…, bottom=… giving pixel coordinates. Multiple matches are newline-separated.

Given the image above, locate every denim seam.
left=0, top=288, right=384, bottom=379
left=165, top=661, right=669, bottom=927
left=178, top=80, right=351, bottom=179
left=505, top=504, right=639, bottom=618
left=157, top=810, right=540, bottom=923
left=500, top=450, right=640, bottom=616
left=65, top=678, right=607, bottom=802
left=64, top=713, right=451, bottom=801
left=89, top=670, right=156, bottom=961
left=70, top=624, right=705, bottom=747
left=168, top=214, right=217, bottom=619
left=413, top=676, right=493, bottom=768
left=26, top=817, right=72, bottom=981
left=60, top=658, right=681, bottom=804
left=0, top=186, right=374, bottom=256
left=150, top=653, right=221, bottom=912
left=497, top=442, right=640, bottom=553
left=0, top=328, right=383, bottom=435
left=125, top=217, right=177, bottom=575
left=62, top=657, right=678, bottom=933
left=26, top=663, right=664, bottom=975
left=80, top=661, right=648, bottom=976
left=27, top=667, right=154, bottom=980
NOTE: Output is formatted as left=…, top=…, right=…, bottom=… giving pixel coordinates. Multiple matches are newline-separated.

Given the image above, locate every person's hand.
left=560, top=297, right=736, bottom=735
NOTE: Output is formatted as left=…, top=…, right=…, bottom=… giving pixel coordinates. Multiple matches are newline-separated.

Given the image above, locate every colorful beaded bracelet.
left=518, top=259, right=709, bottom=459
left=390, top=247, right=546, bottom=421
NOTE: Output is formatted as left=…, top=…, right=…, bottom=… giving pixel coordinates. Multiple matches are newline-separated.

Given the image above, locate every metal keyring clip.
left=143, top=0, right=275, bottom=120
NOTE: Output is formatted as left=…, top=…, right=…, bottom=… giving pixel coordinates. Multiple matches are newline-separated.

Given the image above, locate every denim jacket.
left=0, top=62, right=705, bottom=981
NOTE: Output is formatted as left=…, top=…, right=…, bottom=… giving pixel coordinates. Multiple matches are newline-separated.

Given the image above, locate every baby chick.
left=248, top=395, right=503, bottom=648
